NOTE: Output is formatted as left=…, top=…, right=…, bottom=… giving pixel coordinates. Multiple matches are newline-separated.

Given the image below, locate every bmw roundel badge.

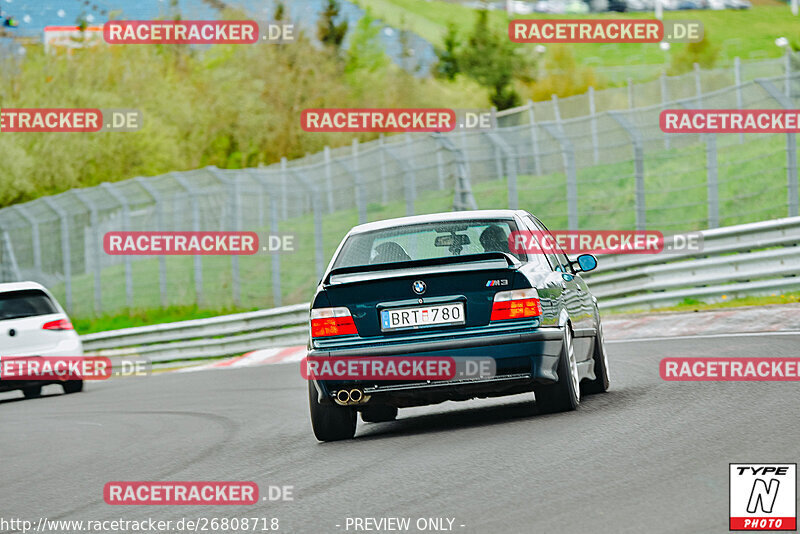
left=412, top=280, right=426, bottom=295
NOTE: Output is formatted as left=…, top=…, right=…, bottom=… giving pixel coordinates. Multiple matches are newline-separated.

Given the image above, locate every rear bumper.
left=0, top=379, right=76, bottom=393
left=310, top=327, right=564, bottom=407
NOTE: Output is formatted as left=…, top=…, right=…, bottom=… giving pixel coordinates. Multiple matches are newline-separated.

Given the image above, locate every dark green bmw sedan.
left=307, top=210, right=610, bottom=441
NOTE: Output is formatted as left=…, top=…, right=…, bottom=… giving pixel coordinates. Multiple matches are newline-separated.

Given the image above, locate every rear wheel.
left=22, top=385, right=42, bottom=399
left=63, top=380, right=84, bottom=394
left=535, top=326, right=580, bottom=414
left=582, top=320, right=610, bottom=395
left=308, top=381, right=357, bottom=442
left=361, top=405, right=398, bottom=423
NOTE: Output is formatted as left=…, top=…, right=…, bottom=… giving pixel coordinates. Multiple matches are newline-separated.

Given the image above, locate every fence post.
left=784, top=88, right=798, bottom=219
left=135, top=177, right=168, bottom=308
left=627, top=78, right=634, bottom=109
left=755, top=79, right=799, bottom=218
left=72, top=190, right=102, bottom=315
left=734, top=57, right=744, bottom=144
left=527, top=100, right=543, bottom=176
left=280, top=157, right=288, bottom=220
left=484, top=132, right=518, bottom=210
left=351, top=139, right=367, bottom=223
left=694, top=63, right=703, bottom=107
left=785, top=48, right=792, bottom=98
left=589, top=86, right=599, bottom=164
left=706, top=134, right=719, bottom=228
left=285, top=168, right=324, bottom=280
left=436, top=146, right=446, bottom=190
left=552, top=94, right=562, bottom=132
left=492, top=139, right=504, bottom=180
left=100, top=183, right=133, bottom=309
left=381, top=144, right=417, bottom=216
left=0, top=231, right=21, bottom=283
left=41, top=197, right=73, bottom=311
left=404, top=134, right=417, bottom=209
left=433, top=134, right=478, bottom=211
left=660, top=72, right=671, bottom=149
left=270, top=197, right=282, bottom=307
left=378, top=135, right=389, bottom=203
left=324, top=146, right=335, bottom=213
left=609, top=113, right=646, bottom=230
left=13, top=205, right=42, bottom=275
left=173, top=174, right=204, bottom=307
left=541, top=124, right=578, bottom=229
left=459, top=129, right=472, bottom=178
left=209, top=168, right=241, bottom=308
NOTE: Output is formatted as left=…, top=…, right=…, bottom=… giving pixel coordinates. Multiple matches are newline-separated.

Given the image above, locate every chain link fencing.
left=0, top=55, right=798, bottom=318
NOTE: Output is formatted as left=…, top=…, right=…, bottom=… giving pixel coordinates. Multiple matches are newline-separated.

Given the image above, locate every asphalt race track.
left=2, top=332, right=799, bottom=534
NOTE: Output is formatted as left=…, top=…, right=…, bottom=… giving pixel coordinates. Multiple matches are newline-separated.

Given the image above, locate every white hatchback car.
left=0, top=281, right=84, bottom=398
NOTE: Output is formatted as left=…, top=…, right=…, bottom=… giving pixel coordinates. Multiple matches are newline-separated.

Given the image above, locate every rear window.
left=0, top=289, right=59, bottom=320
left=333, top=219, right=524, bottom=269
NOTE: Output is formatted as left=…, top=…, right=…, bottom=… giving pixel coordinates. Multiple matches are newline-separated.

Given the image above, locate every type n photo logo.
left=730, top=464, right=797, bottom=531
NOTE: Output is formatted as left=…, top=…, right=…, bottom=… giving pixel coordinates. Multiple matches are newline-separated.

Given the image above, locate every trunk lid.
left=324, top=253, right=523, bottom=338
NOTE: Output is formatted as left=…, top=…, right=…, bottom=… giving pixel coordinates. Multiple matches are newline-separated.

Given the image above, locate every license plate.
left=380, top=303, right=465, bottom=331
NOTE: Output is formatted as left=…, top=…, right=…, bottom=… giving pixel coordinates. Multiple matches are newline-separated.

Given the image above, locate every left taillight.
left=311, top=307, right=358, bottom=338
left=490, top=288, right=541, bottom=321
left=42, top=318, right=74, bottom=331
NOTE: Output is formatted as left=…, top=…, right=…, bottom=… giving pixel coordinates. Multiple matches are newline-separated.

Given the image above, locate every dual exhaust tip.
left=335, top=388, right=369, bottom=406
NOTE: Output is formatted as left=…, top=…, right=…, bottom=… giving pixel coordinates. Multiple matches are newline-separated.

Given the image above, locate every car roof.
left=348, top=210, right=525, bottom=235
left=0, top=281, right=48, bottom=294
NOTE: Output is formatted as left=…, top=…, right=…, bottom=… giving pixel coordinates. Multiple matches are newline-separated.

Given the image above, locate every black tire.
left=582, top=320, right=610, bottom=395
left=63, top=380, right=84, bottom=394
left=535, top=326, right=580, bottom=414
left=308, top=381, right=357, bottom=442
left=360, top=405, right=398, bottom=423
left=22, top=385, right=42, bottom=399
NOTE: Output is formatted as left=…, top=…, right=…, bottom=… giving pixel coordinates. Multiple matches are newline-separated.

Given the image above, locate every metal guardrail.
left=82, top=303, right=309, bottom=362
left=585, top=216, right=800, bottom=310
left=81, top=217, right=800, bottom=361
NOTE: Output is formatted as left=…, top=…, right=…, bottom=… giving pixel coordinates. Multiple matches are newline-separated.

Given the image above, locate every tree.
left=435, top=23, right=460, bottom=80
left=273, top=1, right=286, bottom=21
left=317, top=0, right=348, bottom=50
left=667, top=32, right=720, bottom=75
left=345, top=12, right=388, bottom=75
left=458, top=10, right=521, bottom=109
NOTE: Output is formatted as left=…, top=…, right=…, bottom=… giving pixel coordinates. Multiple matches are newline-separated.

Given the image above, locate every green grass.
left=608, top=291, right=800, bottom=314
left=72, top=305, right=257, bottom=335
left=355, top=0, right=797, bottom=70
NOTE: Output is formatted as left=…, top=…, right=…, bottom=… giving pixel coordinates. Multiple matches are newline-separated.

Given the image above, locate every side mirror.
left=575, top=254, right=597, bottom=272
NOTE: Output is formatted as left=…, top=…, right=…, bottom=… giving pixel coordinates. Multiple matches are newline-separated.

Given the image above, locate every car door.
left=520, top=215, right=577, bottom=328
left=526, top=215, right=595, bottom=361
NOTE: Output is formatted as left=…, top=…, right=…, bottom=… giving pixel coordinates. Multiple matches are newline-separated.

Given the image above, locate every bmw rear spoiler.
left=324, top=252, right=520, bottom=287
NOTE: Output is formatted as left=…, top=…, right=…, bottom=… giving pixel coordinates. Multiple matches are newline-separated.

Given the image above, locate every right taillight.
left=490, top=289, right=541, bottom=321
left=311, top=307, right=358, bottom=338
left=42, top=318, right=74, bottom=330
